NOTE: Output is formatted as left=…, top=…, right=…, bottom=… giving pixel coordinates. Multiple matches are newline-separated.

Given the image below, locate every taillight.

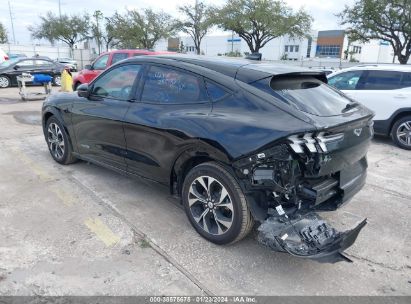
left=288, top=132, right=344, bottom=153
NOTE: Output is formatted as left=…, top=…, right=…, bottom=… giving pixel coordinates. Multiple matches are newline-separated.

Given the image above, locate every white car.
left=0, top=47, right=8, bottom=63
left=328, top=65, right=411, bottom=149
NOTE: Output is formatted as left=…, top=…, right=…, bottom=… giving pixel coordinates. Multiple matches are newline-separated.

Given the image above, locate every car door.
left=123, top=64, right=211, bottom=183
left=7, top=59, right=35, bottom=84
left=70, top=63, right=143, bottom=171
left=33, top=59, right=54, bottom=76
left=84, top=54, right=109, bottom=83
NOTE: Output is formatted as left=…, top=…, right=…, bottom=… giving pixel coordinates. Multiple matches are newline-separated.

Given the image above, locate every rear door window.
left=327, top=70, right=363, bottom=90
left=400, top=72, right=411, bottom=88
left=111, top=53, right=129, bottom=64
left=141, top=65, right=207, bottom=104
left=359, top=70, right=402, bottom=90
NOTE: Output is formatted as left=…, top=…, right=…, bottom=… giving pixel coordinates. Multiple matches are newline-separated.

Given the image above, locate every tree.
left=339, top=0, right=411, bottom=64
left=211, top=0, right=312, bottom=54
left=0, top=22, right=8, bottom=43
left=176, top=0, right=214, bottom=55
left=29, top=12, right=90, bottom=54
left=110, top=9, right=176, bottom=49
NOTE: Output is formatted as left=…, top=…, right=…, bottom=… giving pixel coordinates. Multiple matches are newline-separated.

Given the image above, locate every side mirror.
left=84, top=64, right=92, bottom=70
left=77, top=83, right=90, bottom=98
left=13, top=65, right=20, bottom=70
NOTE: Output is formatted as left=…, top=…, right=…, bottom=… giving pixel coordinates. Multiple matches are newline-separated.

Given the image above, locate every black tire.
left=391, top=115, right=411, bottom=150
left=52, top=75, right=61, bottom=86
left=182, top=161, right=254, bottom=245
left=0, top=75, right=11, bottom=88
left=45, top=116, right=77, bottom=164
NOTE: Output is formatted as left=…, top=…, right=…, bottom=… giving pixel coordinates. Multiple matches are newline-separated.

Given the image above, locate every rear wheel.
left=53, top=75, right=61, bottom=86
left=391, top=116, right=411, bottom=150
left=46, top=117, right=76, bottom=164
left=182, top=162, right=254, bottom=245
left=0, top=75, right=10, bottom=88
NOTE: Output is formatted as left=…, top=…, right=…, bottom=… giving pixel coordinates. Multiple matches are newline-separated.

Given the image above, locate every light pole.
left=8, top=1, right=16, bottom=44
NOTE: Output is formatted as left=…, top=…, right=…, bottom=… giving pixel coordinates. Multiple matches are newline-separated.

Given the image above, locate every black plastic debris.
left=258, top=212, right=367, bottom=263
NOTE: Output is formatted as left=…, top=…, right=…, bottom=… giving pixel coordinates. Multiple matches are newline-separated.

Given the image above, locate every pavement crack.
left=345, top=253, right=405, bottom=271
left=68, top=174, right=214, bottom=296
left=366, top=182, right=411, bottom=201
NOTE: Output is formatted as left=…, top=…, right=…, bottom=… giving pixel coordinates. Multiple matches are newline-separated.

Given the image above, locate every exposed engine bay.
left=233, top=125, right=372, bottom=263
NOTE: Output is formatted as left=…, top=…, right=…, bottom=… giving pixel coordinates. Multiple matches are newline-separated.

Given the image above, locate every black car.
left=42, top=55, right=374, bottom=262
left=0, top=58, right=64, bottom=88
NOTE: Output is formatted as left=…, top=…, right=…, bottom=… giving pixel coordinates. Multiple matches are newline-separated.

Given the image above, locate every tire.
left=0, top=75, right=10, bottom=88
left=182, top=161, right=254, bottom=245
left=53, top=75, right=62, bottom=86
left=391, top=115, right=411, bottom=150
left=45, top=116, right=77, bottom=164
left=73, top=82, right=80, bottom=91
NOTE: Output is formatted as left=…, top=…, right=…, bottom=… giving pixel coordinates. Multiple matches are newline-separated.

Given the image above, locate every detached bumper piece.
left=258, top=212, right=366, bottom=263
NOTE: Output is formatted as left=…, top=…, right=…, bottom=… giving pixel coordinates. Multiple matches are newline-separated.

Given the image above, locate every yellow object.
left=61, top=69, right=73, bottom=92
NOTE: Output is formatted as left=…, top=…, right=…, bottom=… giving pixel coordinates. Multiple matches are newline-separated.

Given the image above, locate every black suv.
left=42, top=55, right=374, bottom=262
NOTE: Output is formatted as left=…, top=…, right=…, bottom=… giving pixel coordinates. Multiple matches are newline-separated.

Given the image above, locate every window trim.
left=137, top=63, right=210, bottom=105
left=204, top=78, right=233, bottom=102
left=89, top=63, right=143, bottom=102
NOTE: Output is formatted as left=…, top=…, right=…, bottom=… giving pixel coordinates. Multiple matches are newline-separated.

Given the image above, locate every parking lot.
left=0, top=87, right=410, bottom=296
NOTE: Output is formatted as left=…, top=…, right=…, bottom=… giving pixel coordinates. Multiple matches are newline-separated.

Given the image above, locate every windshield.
left=0, top=58, right=19, bottom=68
left=252, top=75, right=354, bottom=117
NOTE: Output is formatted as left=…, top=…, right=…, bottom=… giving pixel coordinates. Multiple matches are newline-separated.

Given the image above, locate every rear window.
left=252, top=75, right=353, bottom=117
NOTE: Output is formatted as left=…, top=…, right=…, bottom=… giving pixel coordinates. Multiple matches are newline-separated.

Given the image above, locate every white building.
left=155, top=30, right=398, bottom=64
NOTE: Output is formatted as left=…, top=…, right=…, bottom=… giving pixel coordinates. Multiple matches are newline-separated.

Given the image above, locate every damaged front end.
left=233, top=119, right=373, bottom=263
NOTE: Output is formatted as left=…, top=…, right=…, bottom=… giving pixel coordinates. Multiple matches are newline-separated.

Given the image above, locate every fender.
left=42, top=105, right=77, bottom=153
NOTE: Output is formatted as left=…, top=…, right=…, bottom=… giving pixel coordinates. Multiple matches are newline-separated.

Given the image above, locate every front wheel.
left=182, top=162, right=254, bottom=245
left=0, top=75, right=10, bottom=88
left=45, top=117, right=76, bottom=164
left=391, top=116, right=411, bottom=150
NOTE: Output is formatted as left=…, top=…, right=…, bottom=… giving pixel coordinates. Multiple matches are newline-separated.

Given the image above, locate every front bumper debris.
left=258, top=212, right=366, bottom=263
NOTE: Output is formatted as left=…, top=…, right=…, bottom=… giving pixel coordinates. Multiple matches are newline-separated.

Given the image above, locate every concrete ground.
left=0, top=87, right=410, bottom=296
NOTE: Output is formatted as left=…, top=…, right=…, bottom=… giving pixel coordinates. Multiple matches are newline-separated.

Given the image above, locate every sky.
left=0, top=0, right=355, bottom=44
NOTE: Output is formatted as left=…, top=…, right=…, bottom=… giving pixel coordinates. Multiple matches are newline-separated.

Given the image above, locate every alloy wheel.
left=47, top=122, right=65, bottom=159
left=188, top=176, right=234, bottom=235
left=0, top=76, right=10, bottom=88
left=396, top=121, right=411, bottom=147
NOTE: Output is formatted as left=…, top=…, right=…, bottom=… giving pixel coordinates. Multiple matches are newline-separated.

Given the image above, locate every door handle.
left=394, top=94, right=407, bottom=99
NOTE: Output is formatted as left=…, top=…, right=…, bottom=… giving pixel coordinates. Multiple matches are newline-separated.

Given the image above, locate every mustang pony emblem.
left=354, top=128, right=362, bottom=136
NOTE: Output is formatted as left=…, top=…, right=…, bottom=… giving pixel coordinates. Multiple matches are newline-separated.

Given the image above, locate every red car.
left=73, top=49, right=173, bottom=89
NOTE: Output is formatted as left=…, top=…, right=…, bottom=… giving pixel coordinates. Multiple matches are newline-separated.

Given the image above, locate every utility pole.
left=8, top=1, right=16, bottom=44
left=93, top=10, right=103, bottom=55
left=58, top=0, right=62, bottom=18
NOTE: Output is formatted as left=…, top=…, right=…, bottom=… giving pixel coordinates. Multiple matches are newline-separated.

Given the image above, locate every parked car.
left=328, top=64, right=411, bottom=149
left=72, top=49, right=174, bottom=90
left=42, top=55, right=373, bottom=262
left=0, top=57, right=65, bottom=88
left=0, top=47, right=8, bottom=63
left=56, top=57, right=78, bottom=72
